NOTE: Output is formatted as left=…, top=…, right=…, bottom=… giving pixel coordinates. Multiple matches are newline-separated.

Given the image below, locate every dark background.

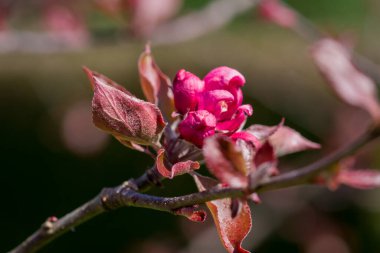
left=1, top=0, right=380, bottom=252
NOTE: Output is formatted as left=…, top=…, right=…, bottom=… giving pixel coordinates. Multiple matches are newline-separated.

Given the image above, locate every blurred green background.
left=1, top=0, right=380, bottom=252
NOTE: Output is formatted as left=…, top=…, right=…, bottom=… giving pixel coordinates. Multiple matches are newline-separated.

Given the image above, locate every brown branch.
left=8, top=125, right=380, bottom=253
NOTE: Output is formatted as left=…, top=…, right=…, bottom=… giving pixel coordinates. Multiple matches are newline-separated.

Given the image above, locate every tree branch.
left=9, top=125, right=380, bottom=253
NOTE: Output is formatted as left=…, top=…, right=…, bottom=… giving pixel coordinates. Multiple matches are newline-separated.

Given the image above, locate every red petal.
left=216, top=104, right=253, bottom=133
left=85, top=67, right=167, bottom=147
left=230, top=131, right=261, bottom=149
left=311, top=39, right=380, bottom=121
left=193, top=174, right=252, bottom=253
left=156, top=149, right=200, bottom=179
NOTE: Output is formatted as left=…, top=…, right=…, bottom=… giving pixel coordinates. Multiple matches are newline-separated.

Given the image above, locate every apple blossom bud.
left=204, top=66, right=246, bottom=120
left=204, top=66, right=245, bottom=90
left=198, top=89, right=235, bottom=117
left=178, top=110, right=216, bottom=147
left=173, top=69, right=204, bottom=115
left=216, top=104, right=253, bottom=133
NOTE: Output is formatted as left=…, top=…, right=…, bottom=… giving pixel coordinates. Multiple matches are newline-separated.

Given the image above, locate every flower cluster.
left=173, top=66, right=253, bottom=147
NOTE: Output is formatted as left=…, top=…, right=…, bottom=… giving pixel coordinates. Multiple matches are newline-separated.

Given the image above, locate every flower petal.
left=216, top=104, right=253, bottom=133
left=173, top=69, right=204, bottom=114
left=178, top=110, right=216, bottom=147
left=198, top=89, right=235, bottom=117
left=230, top=131, right=261, bottom=148
left=204, top=66, right=246, bottom=90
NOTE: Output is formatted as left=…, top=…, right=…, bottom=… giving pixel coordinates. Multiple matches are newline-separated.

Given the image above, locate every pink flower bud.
left=173, top=69, right=204, bottom=114
left=204, top=66, right=246, bottom=90
left=216, top=104, right=253, bottom=133
left=204, top=66, right=246, bottom=120
left=178, top=110, right=217, bottom=147
left=198, top=89, right=235, bottom=117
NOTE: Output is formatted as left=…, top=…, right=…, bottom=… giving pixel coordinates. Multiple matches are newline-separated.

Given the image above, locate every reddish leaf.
left=254, top=142, right=276, bottom=168
left=193, top=174, right=252, bottom=253
left=138, top=44, right=175, bottom=122
left=246, top=118, right=284, bottom=142
left=269, top=126, right=320, bottom=157
left=174, top=206, right=207, bottom=223
left=84, top=67, right=130, bottom=93
left=338, top=169, right=380, bottom=189
left=85, top=67, right=166, bottom=147
left=203, top=135, right=248, bottom=188
left=311, top=39, right=380, bottom=121
left=156, top=149, right=200, bottom=179
left=330, top=158, right=380, bottom=190
left=249, top=142, right=279, bottom=187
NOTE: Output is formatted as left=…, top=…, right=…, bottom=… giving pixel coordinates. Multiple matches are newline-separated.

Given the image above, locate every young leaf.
left=331, top=159, right=380, bottom=190
left=85, top=67, right=166, bottom=147
left=193, top=174, right=252, bottom=253
left=203, top=135, right=248, bottom=188
left=173, top=206, right=207, bottom=223
left=156, top=149, right=200, bottom=179
left=311, top=39, right=380, bottom=121
left=246, top=118, right=284, bottom=142
left=247, top=120, right=319, bottom=157
left=138, top=44, right=175, bottom=122
left=338, top=169, right=380, bottom=189
left=269, top=126, right=320, bottom=157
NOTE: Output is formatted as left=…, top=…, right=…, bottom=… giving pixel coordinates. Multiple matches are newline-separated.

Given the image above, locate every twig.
left=8, top=125, right=380, bottom=253
left=151, top=0, right=260, bottom=45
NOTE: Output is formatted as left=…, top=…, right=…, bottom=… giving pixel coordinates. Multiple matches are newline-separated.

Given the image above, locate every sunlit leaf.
left=156, top=149, right=200, bottom=179
left=193, top=174, right=252, bottom=253
left=85, top=67, right=166, bottom=148
left=203, top=135, right=248, bottom=187
left=138, top=44, right=175, bottom=122
left=311, top=38, right=380, bottom=121
left=245, top=118, right=284, bottom=142
left=269, top=125, right=320, bottom=156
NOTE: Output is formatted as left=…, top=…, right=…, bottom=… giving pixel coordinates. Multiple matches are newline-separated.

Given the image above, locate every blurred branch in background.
left=151, top=0, right=258, bottom=45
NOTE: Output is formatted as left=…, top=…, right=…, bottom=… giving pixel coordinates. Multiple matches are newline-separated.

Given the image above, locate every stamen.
left=219, top=101, right=228, bottom=113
